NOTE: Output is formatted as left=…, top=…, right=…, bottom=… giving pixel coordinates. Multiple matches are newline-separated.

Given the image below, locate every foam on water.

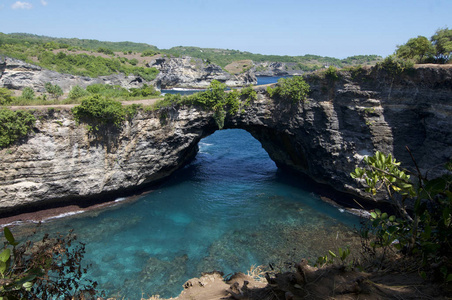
left=12, top=129, right=362, bottom=299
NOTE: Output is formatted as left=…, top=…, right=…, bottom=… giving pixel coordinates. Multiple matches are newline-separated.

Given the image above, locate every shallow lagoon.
left=13, top=129, right=361, bottom=298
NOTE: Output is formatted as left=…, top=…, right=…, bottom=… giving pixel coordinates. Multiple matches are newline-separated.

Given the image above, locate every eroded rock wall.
left=150, top=56, right=257, bottom=89
left=0, top=57, right=154, bottom=93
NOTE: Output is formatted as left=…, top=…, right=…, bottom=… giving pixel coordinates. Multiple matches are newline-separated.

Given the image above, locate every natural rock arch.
left=0, top=66, right=451, bottom=214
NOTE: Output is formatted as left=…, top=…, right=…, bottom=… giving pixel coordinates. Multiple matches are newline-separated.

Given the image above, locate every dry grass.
left=224, top=60, right=253, bottom=74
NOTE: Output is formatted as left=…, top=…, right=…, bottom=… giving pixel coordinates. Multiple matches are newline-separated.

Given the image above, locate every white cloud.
left=11, top=1, right=33, bottom=9
left=40, top=0, right=48, bottom=6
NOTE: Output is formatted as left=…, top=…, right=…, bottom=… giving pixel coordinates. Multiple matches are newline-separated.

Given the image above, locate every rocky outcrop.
left=149, top=56, right=257, bottom=89
left=253, top=61, right=306, bottom=77
left=0, top=65, right=451, bottom=212
left=0, top=57, right=153, bottom=93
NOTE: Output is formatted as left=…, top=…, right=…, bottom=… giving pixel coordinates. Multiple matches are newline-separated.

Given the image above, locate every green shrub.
left=351, top=151, right=452, bottom=281
left=154, top=81, right=243, bottom=129
left=96, top=47, right=114, bottom=55
left=72, top=95, right=127, bottom=131
left=141, top=50, right=160, bottom=57
left=0, top=88, right=15, bottom=105
left=0, top=227, right=100, bottom=299
left=68, top=85, right=89, bottom=99
left=21, top=87, right=35, bottom=100
left=129, top=58, right=138, bottom=66
left=239, top=85, right=257, bottom=104
left=267, top=76, right=310, bottom=103
left=324, top=65, right=339, bottom=81
left=44, top=82, right=63, bottom=99
left=86, top=84, right=130, bottom=99
left=129, top=84, right=160, bottom=97
left=0, top=108, right=36, bottom=148
left=376, top=55, right=414, bottom=76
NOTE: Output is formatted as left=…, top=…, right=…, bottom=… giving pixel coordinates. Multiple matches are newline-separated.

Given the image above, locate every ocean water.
left=256, top=75, right=291, bottom=85
left=11, top=129, right=361, bottom=299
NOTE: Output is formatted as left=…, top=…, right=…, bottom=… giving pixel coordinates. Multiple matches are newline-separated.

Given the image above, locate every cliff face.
left=0, top=56, right=257, bottom=93
left=0, top=57, right=151, bottom=93
left=0, top=65, right=451, bottom=212
left=150, top=56, right=257, bottom=89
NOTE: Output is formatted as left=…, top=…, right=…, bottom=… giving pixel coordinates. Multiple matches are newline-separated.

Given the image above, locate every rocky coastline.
left=0, top=65, right=451, bottom=216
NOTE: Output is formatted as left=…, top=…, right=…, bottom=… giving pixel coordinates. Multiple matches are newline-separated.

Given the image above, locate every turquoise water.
left=14, top=129, right=361, bottom=299
left=256, top=76, right=291, bottom=85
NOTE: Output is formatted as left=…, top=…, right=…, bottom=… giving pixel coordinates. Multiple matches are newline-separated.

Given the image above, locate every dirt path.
left=7, top=97, right=161, bottom=111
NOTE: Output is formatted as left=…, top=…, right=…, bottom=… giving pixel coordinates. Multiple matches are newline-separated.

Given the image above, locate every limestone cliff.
left=0, top=65, right=451, bottom=212
left=0, top=57, right=152, bottom=93
left=150, top=56, right=257, bottom=89
left=0, top=56, right=257, bottom=93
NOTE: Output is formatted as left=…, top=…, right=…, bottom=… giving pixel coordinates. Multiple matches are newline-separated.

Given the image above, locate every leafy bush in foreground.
left=0, top=227, right=100, bottom=299
left=0, top=108, right=36, bottom=148
left=351, top=151, right=452, bottom=282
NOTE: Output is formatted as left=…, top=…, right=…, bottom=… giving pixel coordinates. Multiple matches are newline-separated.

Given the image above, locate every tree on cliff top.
left=396, top=27, right=452, bottom=63
left=395, top=36, right=434, bottom=63
left=431, top=27, right=452, bottom=63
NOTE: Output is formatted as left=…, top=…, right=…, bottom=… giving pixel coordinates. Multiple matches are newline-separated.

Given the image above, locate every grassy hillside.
left=165, top=46, right=382, bottom=68
left=0, top=32, right=382, bottom=78
left=0, top=33, right=160, bottom=80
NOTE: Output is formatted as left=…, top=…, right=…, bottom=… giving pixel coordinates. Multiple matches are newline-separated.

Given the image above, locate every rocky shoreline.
left=1, top=65, right=451, bottom=214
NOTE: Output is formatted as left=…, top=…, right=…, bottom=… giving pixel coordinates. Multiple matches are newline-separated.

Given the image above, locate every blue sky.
left=0, top=0, right=450, bottom=58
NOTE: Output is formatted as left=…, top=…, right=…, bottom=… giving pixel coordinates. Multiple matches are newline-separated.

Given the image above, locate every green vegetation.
left=0, top=108, right=36, bottom=148
left=68, top=85, right=89, bottom=99
left=1, top=83, right=160, bottom=106
left=0, top=32, right=158, bottom=53
left=375, top=55, right=414, bottom=76
left=0, top=32, right=382, bottom=85
left=432, top=27, right=452, bottom=63
left=21, top=87, right=35, bottom=101
left=323, top=65, right=340, bottom=81
left=0, top=33, right=160, bottom=81
left=351, top=151, right=452, bottom=282
left=152, top=81, right=261, bottom=129
left=396, top=27, right=452, bottom=63
left=165, top=46, right=381, bottom=69
left=0, top=227, right=100, bottom=299
left=35, top=51, right=159, bottom=80
left=71, top=95, right=138, bottom=132
left=267, top=76, right=310, bottom=103
left=44, top=82, right=63, bottom=99
left=0, top=88, right=14, bottom=105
